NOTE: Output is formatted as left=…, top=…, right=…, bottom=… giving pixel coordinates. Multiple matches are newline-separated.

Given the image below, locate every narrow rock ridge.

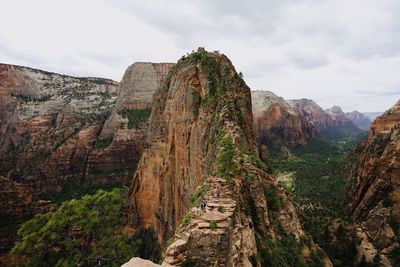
left=349, top=100, right=400, bottom=264
left=125, top=49, right=330, bottom=266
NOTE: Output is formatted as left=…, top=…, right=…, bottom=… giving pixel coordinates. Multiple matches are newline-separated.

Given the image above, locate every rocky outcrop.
left=0, top=62, right=174, bottom=196
left=125, top=49, right=330, bottom=266
left=287, top=99, right=335, bottom=133
left=349, top=100, right=400, bottom=265
left=88, top=62, right=174, bottom=190
left=251, top=90, right=309, bottom=146
left=0, top=63, right=120, bottom=194
left=345, top=111, right=372, bottom=130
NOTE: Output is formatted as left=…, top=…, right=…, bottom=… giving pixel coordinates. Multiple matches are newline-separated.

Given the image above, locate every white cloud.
left=0, top=0, right=399, bottom=112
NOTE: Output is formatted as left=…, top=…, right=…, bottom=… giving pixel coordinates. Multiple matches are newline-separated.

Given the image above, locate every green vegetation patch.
left=263, top=185, right=284, bottom=212
left=270, top=137, right=366, bottom=266
left=256, top=234, right=311, bottom=267
left=12, top=188, right=160, bottom=266
left=209, top=220, right=217, bottom=230
left=121, top=109, right=151, bottom=129
left=190, top=184, right=210, bottom=208
left=217, top=136, right=240, bottom=181
left=181, top=212, right=192, bottom=227
left=94, top=137, right=113, bottom=149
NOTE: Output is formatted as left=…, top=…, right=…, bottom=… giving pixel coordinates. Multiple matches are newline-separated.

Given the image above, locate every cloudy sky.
left=1, top=0, right=399, bottom=112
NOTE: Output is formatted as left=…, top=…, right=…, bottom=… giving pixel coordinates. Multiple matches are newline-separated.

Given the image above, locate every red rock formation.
left=0, top=62, right=173, bottom=257
left=125, top=49, right=330, bottom=266
left=252, top=90, right=309, bottom=146
left=349, top=100, right=400, bottom=264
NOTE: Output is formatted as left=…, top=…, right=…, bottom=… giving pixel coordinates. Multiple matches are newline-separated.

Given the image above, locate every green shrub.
left=94, top=137, right=113, bottom=149
left=12, top=188, right=159, bottom=266
left=121, top=109, right=151, bottom=129
left=181, top=213, right=192, bottom=227
left=263, top=186, right=283, bottom=212
left=257, top=234, right=307, bottom=267
left=217, top=136, right=239, bottom=181
left=209, top=220, right=217, bottom=230
left=217, top=205, right=225, bottom=213
left=190, top=185, right=209, bottom=208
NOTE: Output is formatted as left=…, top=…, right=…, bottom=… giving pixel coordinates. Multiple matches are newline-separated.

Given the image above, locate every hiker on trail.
left=216, top=185, right=220, bottom=199
left=200, top=199, right=206, bottom=215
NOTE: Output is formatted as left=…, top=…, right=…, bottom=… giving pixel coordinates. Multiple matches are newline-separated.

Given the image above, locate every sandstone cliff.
left=0, top=62, right=173, bottom=196
left=0, top=62, right=172, bottom=257
left=125, top=49, right=330, bottom=266
left=252, top=90, right=309, bottom=146
left=0, top=64, right=119, bottom=194
left=349, top=100, right=400, bottom=265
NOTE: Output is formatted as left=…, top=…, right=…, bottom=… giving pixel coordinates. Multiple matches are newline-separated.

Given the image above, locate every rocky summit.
left=124, top=49, right=330, bottom=266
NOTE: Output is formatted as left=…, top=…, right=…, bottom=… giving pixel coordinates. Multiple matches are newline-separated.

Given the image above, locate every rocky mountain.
left=0, top=62, right=173, bottom=257
left=325, top=105, right=349, bottom=125
left=345, top=110, right=372, bottom=130
left=349, top=100, right=400, bottom=265
left=124, top=49, right=330, bottom=266
left=251, top=90, right=309, bottom=147
left=252, top=93, right=364, bottom=148
left=287, top=99, right=334, bottom=133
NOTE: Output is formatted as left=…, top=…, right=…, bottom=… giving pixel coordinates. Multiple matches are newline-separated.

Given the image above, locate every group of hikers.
left=197, top=184, right=221, bottom=215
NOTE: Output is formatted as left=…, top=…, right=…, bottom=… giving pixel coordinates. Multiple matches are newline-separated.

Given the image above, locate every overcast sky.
left=1, top=0, right=399, bottom=112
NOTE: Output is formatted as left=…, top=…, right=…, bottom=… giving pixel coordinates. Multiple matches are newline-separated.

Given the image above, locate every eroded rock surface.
left=252, top=90, right=309, bottom=146
left=349, top=100, right=400, bottom=265
left=125, top=49, right=330, bottom=266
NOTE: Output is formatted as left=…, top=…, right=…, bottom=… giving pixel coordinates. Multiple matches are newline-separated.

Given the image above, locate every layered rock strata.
left=125, top=49, right=330, bottom=266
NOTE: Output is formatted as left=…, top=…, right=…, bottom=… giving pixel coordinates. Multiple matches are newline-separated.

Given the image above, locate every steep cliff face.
left=252, top=90, right=308, bottom=146
left=0, top=63, right=173, bottom=196
left=0, top=64, right=120, bottom=194
left=345, top=111, right=372, bottom=130
left=90, top=62, right=174, bottom=189
left=125, top=49, right=329, bottom=266
left=349, top=100, right=400, bottom=264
